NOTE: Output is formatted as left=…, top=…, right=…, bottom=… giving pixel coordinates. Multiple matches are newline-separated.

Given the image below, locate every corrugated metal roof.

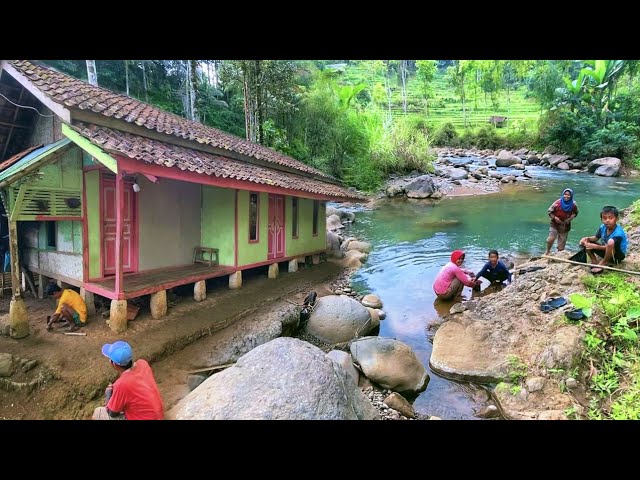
left=0, top=138, right=71, bottom=183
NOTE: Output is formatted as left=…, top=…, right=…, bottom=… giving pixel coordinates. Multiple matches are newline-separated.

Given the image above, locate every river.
left=344, top=164, right=640, bottom=419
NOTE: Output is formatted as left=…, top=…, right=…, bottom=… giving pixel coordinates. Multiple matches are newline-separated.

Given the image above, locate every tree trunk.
left=124, top=60, right=130, bottom=96
left=86, top=60, right=98, bottom=86
left=400, top=60, right=408, bottom=114
left=190, top=59, right=198, bottom=122
left=255, top=60, right=263, bottom=144
left=141, top=60, right=149, bottom=102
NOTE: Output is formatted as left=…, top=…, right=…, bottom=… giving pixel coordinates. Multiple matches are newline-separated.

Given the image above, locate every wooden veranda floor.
left=85, top=263, right=237, bottom=300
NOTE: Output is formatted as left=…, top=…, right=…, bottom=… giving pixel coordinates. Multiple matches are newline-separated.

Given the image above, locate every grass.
left=341, top=64, right=542, bottom=133
left=579, top=269, right=640, bottom=419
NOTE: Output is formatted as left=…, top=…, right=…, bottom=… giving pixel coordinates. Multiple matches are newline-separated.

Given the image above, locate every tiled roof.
left=71, top=123, right=366, bottom=201
left=7, top=60, right=333, bottom=180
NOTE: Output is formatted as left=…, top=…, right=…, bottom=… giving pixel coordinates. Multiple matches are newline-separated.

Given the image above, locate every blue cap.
left=101, top=341, right=133, bottom=366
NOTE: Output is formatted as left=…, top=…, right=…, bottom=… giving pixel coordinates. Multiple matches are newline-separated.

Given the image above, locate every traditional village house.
left=0, top=60, right=365, bottom=338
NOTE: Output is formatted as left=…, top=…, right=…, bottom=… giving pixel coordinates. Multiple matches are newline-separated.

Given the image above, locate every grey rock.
left=174, top=338, right=378, bottom=420
left=350, top=336, right=429, bottom=394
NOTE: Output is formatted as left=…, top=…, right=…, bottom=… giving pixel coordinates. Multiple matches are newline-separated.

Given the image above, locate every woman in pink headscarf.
left=433, top=250, right=480, bottom=300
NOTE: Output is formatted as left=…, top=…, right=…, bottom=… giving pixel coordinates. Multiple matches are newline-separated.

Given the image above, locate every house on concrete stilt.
left=0, top=60, right=366, bottom=338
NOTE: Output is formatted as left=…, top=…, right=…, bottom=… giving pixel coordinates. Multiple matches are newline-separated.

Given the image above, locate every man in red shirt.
left=92, top=341, right=164, bottom=420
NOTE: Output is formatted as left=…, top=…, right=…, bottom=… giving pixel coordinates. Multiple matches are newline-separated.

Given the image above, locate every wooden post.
left=8, top=220, right=29, bottom=338
left=115, top=172, right=125, bottom=298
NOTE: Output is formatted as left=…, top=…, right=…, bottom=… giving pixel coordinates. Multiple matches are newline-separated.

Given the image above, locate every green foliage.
left=432, top=122, right=459, bottom=146
left=579, top=121, right=639, bottom=160
left=506, top=355, right=528, bottom=385
left=580, top=272, right=640, bottom=418
left=569, top=293, right=594, bottom=317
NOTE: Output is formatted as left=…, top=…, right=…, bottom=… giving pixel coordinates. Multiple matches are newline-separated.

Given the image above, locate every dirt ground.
left=0, top=261, right=343, bottom=420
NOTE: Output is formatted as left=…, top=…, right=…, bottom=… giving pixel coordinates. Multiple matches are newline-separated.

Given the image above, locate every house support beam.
left=150, top=290, right=167, bottom=319
left=312, top=254, right=320, bottom=265
left=229, top=271, right=242, bottom=289
left=288, top=259, right=298, bottom=273
left=8, top=219, right=29, bottom=338
left=194, top=280, right=206, bottom=302
left=80, top=287, right=96, bottom=318
left=114, top=172, right=125, bottom=301
left=268, top=263, right=279, bottom=279
left=109, top=299, right=128, bottom=332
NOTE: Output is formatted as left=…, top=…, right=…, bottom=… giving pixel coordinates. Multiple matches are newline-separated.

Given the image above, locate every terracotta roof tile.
left=8, top=60, right=334, bottom=181
left=71, top=123, right=366, bottom=201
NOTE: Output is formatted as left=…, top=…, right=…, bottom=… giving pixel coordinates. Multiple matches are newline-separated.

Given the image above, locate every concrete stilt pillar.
left=268, top=263, right=279, bottom=279
left=150, top=290, right=167, bottom=318
left=109, top=299, right=128, bottom=333
left=37, top=274, right=49, bottom=299
left=80, top=288, right=96, bottom=318
left=9, top=297, right=29, bottom=339
left=229, top=271, right=242, bottom=289
left=288, top=259, right=298, bottom=273
left=194, top=280, right=207, bottom=302
left=312, top=254, right=320, bottom=265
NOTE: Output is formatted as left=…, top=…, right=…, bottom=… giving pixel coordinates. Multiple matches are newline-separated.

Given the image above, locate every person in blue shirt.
left=579, top=205, right=628, bottom=274
left=474, top=250, right=512, bottom=289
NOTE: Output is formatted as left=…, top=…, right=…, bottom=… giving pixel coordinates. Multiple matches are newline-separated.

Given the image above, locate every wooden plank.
left=8, top=221, right=21, bottom=298
left=187, top=363, right=235, bottom=375
left=540, top=255, right=640, bottom=275
left=62, top=124, right=117, bottom=174
left=9, top=183, right=26, bottom=222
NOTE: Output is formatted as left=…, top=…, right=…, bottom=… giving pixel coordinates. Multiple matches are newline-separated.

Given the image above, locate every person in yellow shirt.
left=45, top=283, right=87, bottom=332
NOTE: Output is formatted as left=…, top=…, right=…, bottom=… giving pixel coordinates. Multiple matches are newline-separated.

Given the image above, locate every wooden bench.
left=193, top=247, right=219, bottom=266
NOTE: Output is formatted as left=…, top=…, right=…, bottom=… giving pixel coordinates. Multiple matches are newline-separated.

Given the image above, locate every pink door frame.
left=267, top=194, right=285, bottom=260
left=100, top=171, right=139, bottom=276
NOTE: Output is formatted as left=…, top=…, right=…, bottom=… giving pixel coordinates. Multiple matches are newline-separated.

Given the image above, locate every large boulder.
left=495, top=150, right=521, bottom=167
left=173, top=338, right=378, bottom=420
left=430, top=321, right=506, bottom=383
left=447, top=168, right=469, bottom=181
left=347, top=241, right=372, bottom=254
left=350, top=336, right=429, bottom=394
left=548, top=154, right=570, bottom=167
left=327, top=350, right=360, bottom=384
left=305, top=295, right=372, bottom=343
left=405, top=175, right=435, bottom=199
left=326, top=214, right=343, bottom=231
left=326, top=230, right=343, bottom=258
left=587, top=157, right=620, bottom=176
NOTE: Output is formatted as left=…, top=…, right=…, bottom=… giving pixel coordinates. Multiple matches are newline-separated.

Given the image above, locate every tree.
left=447, top=61, right=470, bottom=127
left=416, top=60, right=437, bottom=117
left=86, top=60, right=98, bottom=86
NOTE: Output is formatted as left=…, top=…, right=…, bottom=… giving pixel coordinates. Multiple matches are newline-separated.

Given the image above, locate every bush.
left=538, top=110, right=596, bottom=157
left=433, top=122, right=458, bottom=146
left=580, top=121, right=639, bottom=161
left=473, top=125, right=503, bottom=150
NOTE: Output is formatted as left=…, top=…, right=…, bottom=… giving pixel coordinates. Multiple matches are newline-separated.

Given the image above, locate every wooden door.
left=267, top=194, right=285, bottom=260
left=101, top=174, right=137, bottom=275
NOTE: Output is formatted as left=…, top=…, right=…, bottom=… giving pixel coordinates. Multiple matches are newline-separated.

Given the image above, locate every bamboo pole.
left=540, top=255, right=640, bottom=275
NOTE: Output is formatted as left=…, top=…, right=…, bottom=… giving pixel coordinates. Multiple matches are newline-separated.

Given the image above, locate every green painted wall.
left=85, top=170, right=101, bottom=279
left=237, top=191, right=268, bottom=265
left=285, top=197, right=326, bottom=257
left=38, top=147, right=82, bottom=188
left=201, top=186, right=235, bottom=266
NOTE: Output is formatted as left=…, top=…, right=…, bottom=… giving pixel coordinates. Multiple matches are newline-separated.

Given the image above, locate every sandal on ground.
left=540, top=297, right=567, bottom=313
left=590, top=266, right=604, bottom=274
left=565, top=309, right=586, bottom=321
